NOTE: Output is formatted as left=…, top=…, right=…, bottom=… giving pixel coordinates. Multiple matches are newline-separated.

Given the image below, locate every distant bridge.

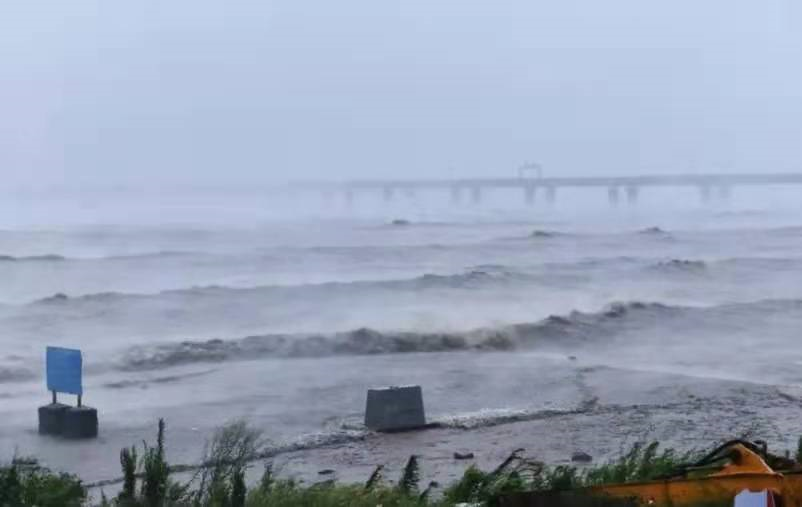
left=293, top=173, right=802, bottom=206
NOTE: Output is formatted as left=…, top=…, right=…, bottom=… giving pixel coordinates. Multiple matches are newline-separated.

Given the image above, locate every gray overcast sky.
left=1, top=1, right=801, bottom=185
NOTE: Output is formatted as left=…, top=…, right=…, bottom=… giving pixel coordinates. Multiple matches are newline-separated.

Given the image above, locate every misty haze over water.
left=1, top=0, right=802, bottom=488
left=2, top=0, right=801, bottom=186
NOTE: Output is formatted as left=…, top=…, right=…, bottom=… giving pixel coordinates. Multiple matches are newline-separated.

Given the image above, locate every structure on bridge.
left=294, top=173, right=802, bottom=207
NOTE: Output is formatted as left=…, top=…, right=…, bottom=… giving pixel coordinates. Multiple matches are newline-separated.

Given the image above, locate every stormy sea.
left=2, top=185, right=802, bottom=487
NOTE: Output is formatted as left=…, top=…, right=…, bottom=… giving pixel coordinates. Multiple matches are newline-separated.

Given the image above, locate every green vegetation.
left=0, top=422, right=790, bottom=506
left=0, top=457, right=85, bottom=507
left=583, top=441, right=700, bottom=486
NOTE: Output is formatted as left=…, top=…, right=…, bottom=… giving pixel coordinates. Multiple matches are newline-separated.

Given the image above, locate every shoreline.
left=4, top=356, right=802, bottom=490
left=84, top=381, right=800, bottom=495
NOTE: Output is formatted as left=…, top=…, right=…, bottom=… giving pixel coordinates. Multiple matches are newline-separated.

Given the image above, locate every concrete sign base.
left=62, top=406, right=99, bottom=439
left=38, top=403, right=70, bottom=436
left=365, top=385, right=426, bottom=432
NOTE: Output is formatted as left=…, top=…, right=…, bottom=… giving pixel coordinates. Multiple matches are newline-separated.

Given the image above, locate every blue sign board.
left=46, top=347, right=83, bottom=396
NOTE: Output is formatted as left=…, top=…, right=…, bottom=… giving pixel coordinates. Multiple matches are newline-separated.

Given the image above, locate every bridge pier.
left=626, top=186, right=639, bottom=205
left=608, top=187, right=620, bottom=207
left=450, top=186, right=462, bottom=205
left=524, top=186, right=536, bottom=206
left=545, top=186, right=556, bottom=205
left=471, top=187, right=482, bottom=205
left=700, top=185, right=712, bottom=204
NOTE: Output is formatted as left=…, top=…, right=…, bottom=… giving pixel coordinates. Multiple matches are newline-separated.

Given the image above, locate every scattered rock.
left=567, top=355, right=577, bottom=361
left=318, top=469, right=336, bottom=476
left=454, top=452, right=475, bottom=460
left=571, top=452, right=593, bottom=463
left=391, top=219, right=411, bottom=226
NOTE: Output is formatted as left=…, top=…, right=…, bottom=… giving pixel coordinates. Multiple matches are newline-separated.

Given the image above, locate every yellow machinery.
left=501, top=440, right=802, bottom=506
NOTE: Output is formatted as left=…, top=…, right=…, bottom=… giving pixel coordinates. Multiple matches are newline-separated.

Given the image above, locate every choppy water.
left=2, top=187, right=802, bottom=482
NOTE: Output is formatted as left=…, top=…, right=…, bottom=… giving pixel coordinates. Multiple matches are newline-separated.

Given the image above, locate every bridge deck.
left=296, top=173, right=802, bottom=190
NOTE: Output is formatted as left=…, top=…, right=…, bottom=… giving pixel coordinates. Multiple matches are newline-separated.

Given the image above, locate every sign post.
left=38, top=347, right=98, bottom=439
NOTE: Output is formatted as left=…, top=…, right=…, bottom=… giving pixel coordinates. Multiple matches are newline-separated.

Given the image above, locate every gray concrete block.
left=61, top=406, right=98, bottom=439
left=38, top=403, right=70, bottom=436
left=365, top=385, right=426, bottom=432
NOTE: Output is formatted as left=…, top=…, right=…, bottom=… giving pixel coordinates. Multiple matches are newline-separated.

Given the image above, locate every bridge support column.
left=608, top=187, right=620, bottom=207
left=471, top=187, right=482, bottom=205
left=545, top=186, right=556, bottom=205
left=626, top=186, right=639, bottom=205
left=524, top=186, right=536, bottom=206
left=450, top=186, right=462, bottom=205
left=699, top=185, right=712, bottom=204
left=383, top=187, right=395, bottom=202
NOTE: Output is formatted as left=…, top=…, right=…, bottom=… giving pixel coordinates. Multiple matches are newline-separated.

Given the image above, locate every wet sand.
left=264, top=369, right=802, bottom=488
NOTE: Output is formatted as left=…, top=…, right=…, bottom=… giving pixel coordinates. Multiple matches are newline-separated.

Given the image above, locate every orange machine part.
left=588, top=445, right=802, bottom=506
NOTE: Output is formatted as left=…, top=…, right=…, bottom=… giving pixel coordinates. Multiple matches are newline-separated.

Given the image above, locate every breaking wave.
left=635, top=227, right=675, bottom=240
left=116, top=301, right=675, bottom=371
left=433, top=403, right=597, bottom=430
left=648, top=259, right=708, bottom=273
left=113, top=297, right=802, bottom=372
left=103, top=251, right=198, bottom=261
left=19, top=252, right=802, bottom=309
left=0, top=367, right=36, bottom=383
left=102, top=369, right=218, bottom=389
left=0, top=254, right=66, bottom=262
left=529, top=230, right=566, bottom=239
left=28, top=268, right=528, bottom=306
left=1, top=251, right=198, bottom=264
left=646, top=256, right=802, bottom=274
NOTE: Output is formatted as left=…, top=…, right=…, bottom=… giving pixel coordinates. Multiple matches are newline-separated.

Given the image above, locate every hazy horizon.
left=2, top=1, right=801, bottom=188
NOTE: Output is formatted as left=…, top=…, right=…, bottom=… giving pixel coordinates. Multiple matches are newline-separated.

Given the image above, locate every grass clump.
left=247, top=479, right=431, bottom=507
left=190, top=419, right=263, bottom=507
left=442, top=448, right=545, bottom=506
left=583, top=441, right=699, bottom=486
left=110, top=418, right=193, bottom=506
left=0, top=457, right=85, bottom=507
left=107, top=418, right=261, bottom=507
left=397, top=455, right=421, bottom=495
left=247, top=458, right=443, bottom=507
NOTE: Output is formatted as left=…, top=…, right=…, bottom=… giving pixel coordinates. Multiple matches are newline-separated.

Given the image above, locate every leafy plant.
left=119, top=446, right=138, bottom=504
left=141, top=418, right=170, bottom=506
left=397, top=455, right=420, bottom=495
left=192, top=419, right=264, bottom=506
left=364, top=464, right=384, bottom=491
